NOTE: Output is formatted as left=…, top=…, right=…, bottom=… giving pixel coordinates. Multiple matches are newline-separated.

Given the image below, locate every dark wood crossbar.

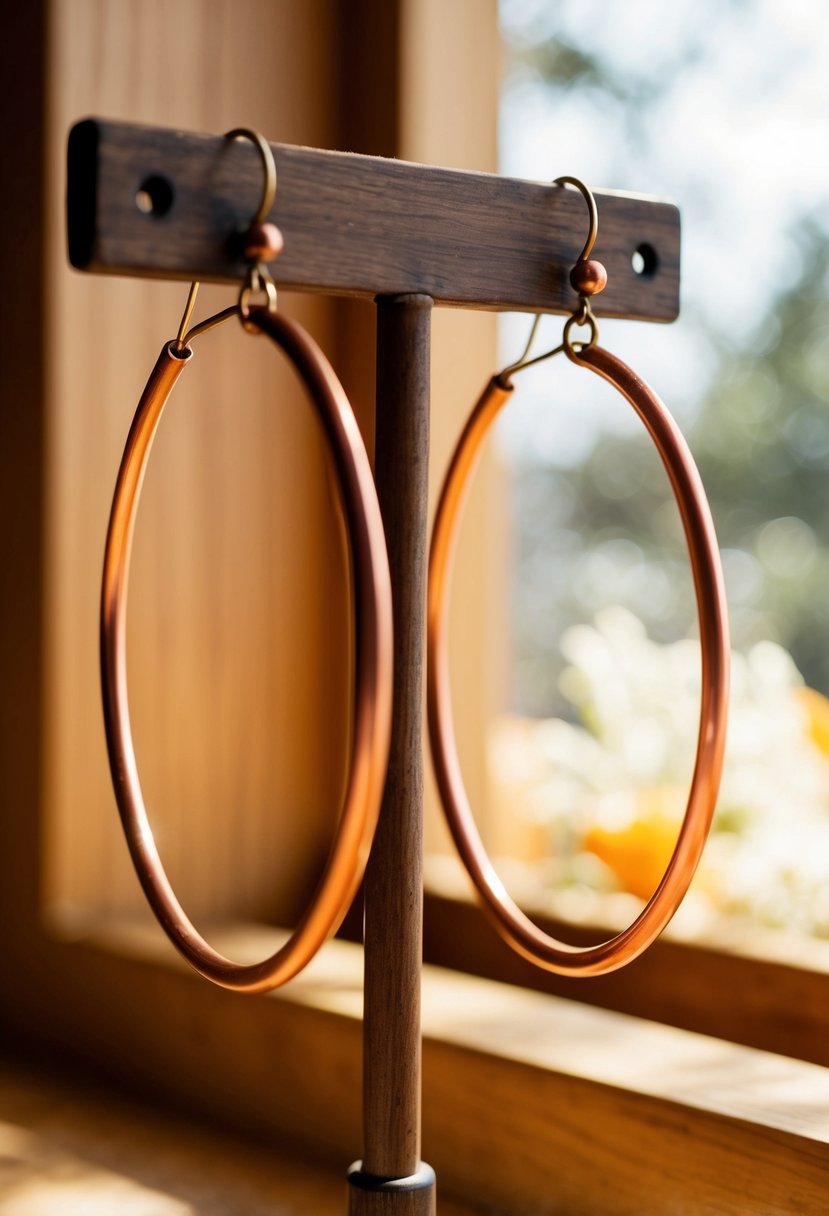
left=67, top=118, right=680, bottom=320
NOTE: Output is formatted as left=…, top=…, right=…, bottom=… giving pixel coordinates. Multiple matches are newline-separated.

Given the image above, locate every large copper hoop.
left=101, top=306, right=393, bottom=993
left=427, top=345, right=729, bottom=976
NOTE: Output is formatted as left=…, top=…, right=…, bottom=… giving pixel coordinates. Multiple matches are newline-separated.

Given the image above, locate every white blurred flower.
left=490, top=608, right=829, bottom=935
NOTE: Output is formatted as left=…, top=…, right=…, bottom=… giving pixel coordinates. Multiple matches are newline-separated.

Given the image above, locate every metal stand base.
left=347, top=1162, right=436, bottom=1215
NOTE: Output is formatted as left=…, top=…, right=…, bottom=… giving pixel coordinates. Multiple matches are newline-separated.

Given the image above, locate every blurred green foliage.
left=503, top=8, right=829, bottom=715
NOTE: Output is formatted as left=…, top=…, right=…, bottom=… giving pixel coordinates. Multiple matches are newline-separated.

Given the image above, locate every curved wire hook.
left=552, top=174, right=599, bottom=263
left=498, top=175, right=604, bottom=384
left=225, top=126, right=278, bottom=226
left=496, top=315, right=565, bottom=386
left=174, top=128, right=279, bottom=351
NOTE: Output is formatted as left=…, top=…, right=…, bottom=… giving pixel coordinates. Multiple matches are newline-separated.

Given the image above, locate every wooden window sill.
left=31, top=915, right=829, bottom=1215
left=421, top=860, right=829, bottom=1067
left=0, top=1054, right=482, bottom=1216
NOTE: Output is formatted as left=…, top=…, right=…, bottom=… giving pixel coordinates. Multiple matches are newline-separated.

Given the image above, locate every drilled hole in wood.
left=135, top=175, right=174, bottom=217
left=631, top=243, right=658, bottom=278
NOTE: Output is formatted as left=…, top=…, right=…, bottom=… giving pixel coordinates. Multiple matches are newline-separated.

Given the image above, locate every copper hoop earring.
left=101, top=130, right=393, bottom=994
left=427, top=177, right=730, bottom=977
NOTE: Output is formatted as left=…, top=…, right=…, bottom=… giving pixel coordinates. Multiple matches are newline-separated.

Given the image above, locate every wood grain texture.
left=0, top=1058, right=481, bottom=1216
left=0, top=1057, right=348, bottom=1216
left=359, top=297, right=434, bottom=1190
left=6, top=924, right=828, bottom=1216
left=422, top=883, right=829, bottom=1069
left=43, top=0, right=353, bottom=932
left=397, top=0, right=506, bottom=864
left=66, top=118, right=680, bottom=320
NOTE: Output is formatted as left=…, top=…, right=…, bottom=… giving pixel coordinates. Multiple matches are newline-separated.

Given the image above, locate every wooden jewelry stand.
left=66, top=118, right=681, bottom=1214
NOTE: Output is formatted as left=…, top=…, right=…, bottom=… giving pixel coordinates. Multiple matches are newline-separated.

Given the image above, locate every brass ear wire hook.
left=553, top=174, right=598, bottom=263
left=497, top=175, right=607, bottom=386
left=174, top=127, right=283, bottom=351
left=553, top=175, right=608, bottom=333
left=225, top=126, right=277, bottom=226
left=496, top=314, right=565, bottom=386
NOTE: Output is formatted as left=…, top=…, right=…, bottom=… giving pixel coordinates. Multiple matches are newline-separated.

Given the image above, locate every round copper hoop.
left=101, top=306, right=392, bottom=993
left=427, top=346, right=729, bottom=976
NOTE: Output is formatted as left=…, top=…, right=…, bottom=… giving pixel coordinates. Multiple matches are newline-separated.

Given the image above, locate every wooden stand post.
left=348, top=295, right=436, bottom=1214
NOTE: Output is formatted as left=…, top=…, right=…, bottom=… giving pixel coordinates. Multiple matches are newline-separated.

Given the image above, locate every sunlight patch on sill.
left=0, top=1119, right=191, bottom=1215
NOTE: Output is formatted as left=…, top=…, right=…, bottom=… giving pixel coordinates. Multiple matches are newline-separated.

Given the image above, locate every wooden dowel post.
left=347, top=295, right=436, bottom=1215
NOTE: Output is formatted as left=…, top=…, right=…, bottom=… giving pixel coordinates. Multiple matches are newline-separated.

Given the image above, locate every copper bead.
left=570, top=258, right=608, bottom=296
left=243, top=222, right=285, bottom=263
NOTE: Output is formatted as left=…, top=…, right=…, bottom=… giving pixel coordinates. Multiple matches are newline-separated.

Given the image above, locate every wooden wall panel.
left=43, top=0, right=352, bottom=925
left=0, top=1, right=47, bottom=937
left=39, top=0, right=505, bottom=927
left=1, top=0, right=503, bottom=944
left=397, top=0, right=505, bottom=856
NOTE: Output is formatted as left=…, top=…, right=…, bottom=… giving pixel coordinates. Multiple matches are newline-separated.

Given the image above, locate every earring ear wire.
left=174, top=128, right=284, bottom=352
left=499, top=175, right=608, bottom=383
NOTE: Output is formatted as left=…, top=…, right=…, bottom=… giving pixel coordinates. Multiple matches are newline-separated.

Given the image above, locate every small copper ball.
left=243, top=222, right=284, bottom=263
left=570, top=259, right=608, bottom=296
